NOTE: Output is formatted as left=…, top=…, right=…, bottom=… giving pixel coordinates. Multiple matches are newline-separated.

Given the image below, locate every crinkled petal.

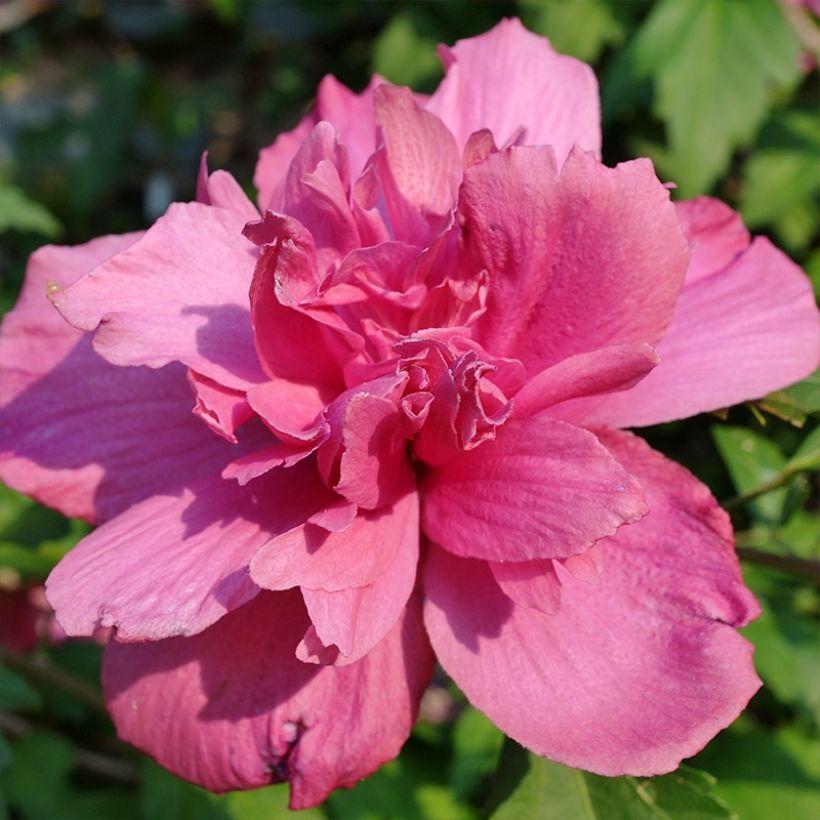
left=103, top=590, right=433, bottom=809
left=0, top=236, right=234, bottom=522
left=255, top=75, right=385, bottom=213
left=428, top=18, right=600, bottom=164
left=46, top=460, right=331, bottom=641
left=461, top=146, right=689, bottom=373
left=251, top=490, right=417, bottom=593
left=297, top=497, right=419, bottom=664
left=188, top=370, right=254, bottom=443
left=421, top=416, right=647, bottom=562
left=582, top=199, right=820, bottom=427
left=423, top=431, right=760, bottom=777
left=51, top=202, right=265, bottom=390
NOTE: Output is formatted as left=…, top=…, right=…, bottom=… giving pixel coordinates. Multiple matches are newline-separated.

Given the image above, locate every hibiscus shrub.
left=1, top=3, right=819, bottom=819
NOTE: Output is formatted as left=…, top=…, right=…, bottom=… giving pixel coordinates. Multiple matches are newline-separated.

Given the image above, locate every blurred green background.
left=0, top=1, right=818, bottom=818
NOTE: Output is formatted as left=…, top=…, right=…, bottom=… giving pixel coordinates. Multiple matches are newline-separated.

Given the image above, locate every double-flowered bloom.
left=1, top=19, right=818, bottom=809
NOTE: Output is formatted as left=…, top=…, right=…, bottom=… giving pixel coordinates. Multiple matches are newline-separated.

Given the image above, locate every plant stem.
left=0, top=646, right=107, bottom=714
left=736, top=547, right=820, bottom=582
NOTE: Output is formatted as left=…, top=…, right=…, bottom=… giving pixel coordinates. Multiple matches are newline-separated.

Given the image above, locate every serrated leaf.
left=605, top=0, right=800, bottom=195
left=711, top=425, right=789, bottom=523
left=487, top=740, right=734, bottom=819
left=0, top=185, right=62, bottom=238
left=522, top=0, right=625, bottom=62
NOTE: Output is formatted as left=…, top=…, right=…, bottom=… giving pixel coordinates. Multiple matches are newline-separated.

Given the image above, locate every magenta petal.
left=583, top=199, right=820, bottom=427
left=250, top=491, right=417, bottom=593
left=197, top=154, right=259, bottom=221
left=513, top=343, right=659, bottom=419
left=0, top=236, right=235, bottom=522
left=52, top=202, right=265, bottom=390
left=298, top=505, right=419, bottom=664
left=46, top=460, right=330, bottom=641
left=428, top=18, right=600, bottom=164
left=423, top=431, right=761, bottom=777
left=489, top=560, right=562, bottom=615
left=373, top=85, right=461, bottom=242
left=461, top=146, right=689, bottom=374
left=103, top=590, right=433, bottom=808
left=421, top=417, right=647, bottom=562
left=189, top=370, right=254, bottom=443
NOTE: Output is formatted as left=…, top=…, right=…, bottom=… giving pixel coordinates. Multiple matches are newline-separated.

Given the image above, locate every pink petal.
left=461, top=146, right=689, bottom=374
left=424, top=432, right=761, bottom=777
left=427, top=18, right=600, bottom=164
left=283, top=121, right=359, bottom=274
left=46, top=460, right=331, bottom=641
left=513, top=343, right=659, bottom=418
left=51, top=202, right=265, bottom=390
left=318, top=374, right=415, bottom=510
left=254, top=74, right=384, bottom=213
left=298, top=499, right=419, bottom=664
left=188, top=370, right=254, bottom=443
left=221, top=440, right=322, bottom=485
left=0, top=236, right=234, bottom=522
left=582, top=199, right=820, bottom=427
left=249, top=237, right=357, bottom=388
left=489, top=560, right=561, bottom=615
left=421, top=416, right=647, bottom=562
left=250, top=491, right=417, bottom=592
left=373, top=85, right=460, bottom=242
left=103, top=590, right=433, bottom=808
left=196, top=153, right=259, bottom=221
left=246, top=379, right=332, bottom=445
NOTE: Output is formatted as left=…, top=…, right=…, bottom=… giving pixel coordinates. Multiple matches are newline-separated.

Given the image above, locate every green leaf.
left=450, top=706, right=505, bottom=800
left=711, top=425, right=789, bottom=523
left=741, top=112, right=820, bottom=250
left=487, top=740, right=733, bottom=819
left=758, top=370, right=820, bottom=426
left=0, top=664, right=42, bottom=712
left=605, top=0, right=800, bottom=195
left=787, top=425, right=820, bottom=473
left=372, top=10, right=442, bottom=90
left=522, top=0, right=625, bottom=62
left=0, top=185, right=62, bottom=238
left=694, top=723, right=820, bottom=820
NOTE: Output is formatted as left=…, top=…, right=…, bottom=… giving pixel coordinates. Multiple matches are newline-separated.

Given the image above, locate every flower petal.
left=374, top=85, right=460, bottom=242
left=52, top=202, right=265, bottom=390
left=428, top=18, right=600, bottom=164
left=461, top=146, right=689, bottom=374
left=252, top=491, right=417, bottom=599
left=298, top=497, right=419, bottom=664
left=0, top=236, right=235, bottom=522
left=513, top=343, right=659, bottom=418
left=421, top=416, right=647, bottom=562
left=103, top=590, right=433, bottom=809
left=423, top=431, right=760, bottom=777
left=46, top=460, right=331, bottom=641
left=581, top=198, right=820, bottom=427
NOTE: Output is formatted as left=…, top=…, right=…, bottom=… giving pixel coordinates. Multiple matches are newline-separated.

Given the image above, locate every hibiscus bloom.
left=1, top=18, right=818, bottom=809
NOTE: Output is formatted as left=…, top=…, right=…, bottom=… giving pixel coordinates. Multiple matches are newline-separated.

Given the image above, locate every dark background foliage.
left=0, top=1, right=818, bottom=817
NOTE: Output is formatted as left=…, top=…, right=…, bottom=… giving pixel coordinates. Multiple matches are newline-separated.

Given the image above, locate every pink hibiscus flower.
left=1, top=18, right=818, bottom=809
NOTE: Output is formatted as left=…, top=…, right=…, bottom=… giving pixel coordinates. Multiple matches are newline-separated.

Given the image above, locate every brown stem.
left=737, top=546, right=820, bottom=582
left=0, top=711, right=138, bottom=784
left=0, top=646, right=107, bottom=714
